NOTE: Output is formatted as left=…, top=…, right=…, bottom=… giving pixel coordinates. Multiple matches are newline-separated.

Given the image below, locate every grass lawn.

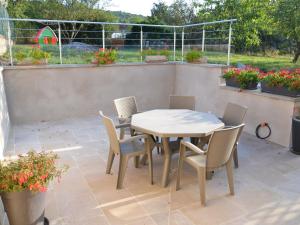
left=205, top=52, right=300, bottom=71
left=3, top=45, right=300, bottom=71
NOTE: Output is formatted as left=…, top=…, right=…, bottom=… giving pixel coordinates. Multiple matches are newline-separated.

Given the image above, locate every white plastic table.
left=131, top=109, right=224, bottom=187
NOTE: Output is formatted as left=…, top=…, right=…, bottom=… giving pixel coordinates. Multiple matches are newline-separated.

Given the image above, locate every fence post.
left=7, top=20, right=13, bottom=66
left=202, top=28, right=205, bottom=52
left=58, top=22, right=63, bottom=64
left=181, top=28, right=184, bottom=62
left=173, top=27, right=176, bottom=61
left=102, top=25, right=105, bottom=50
left=140, top=26, right=143, bottom=62
left=227, top=22, right=232, bottom=66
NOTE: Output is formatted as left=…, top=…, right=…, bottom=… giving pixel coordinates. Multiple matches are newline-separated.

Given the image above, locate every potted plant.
left=223, top=66, right=259, bottom=90
left=29, top=47, right=51, bottom=65
left=0, top=151, right=68, bottom=225
left=15, top=51, right=27, bottom=65
left=93, top=48, right=117, bottom=65
left=142, top=49, right=170, bottom=63
left=259, top=69, right=300, bottom=97
left=185, top=50, right=207, bottom=63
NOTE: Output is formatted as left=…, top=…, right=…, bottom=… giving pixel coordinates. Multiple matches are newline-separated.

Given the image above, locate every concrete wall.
left=0, top=67, right=10, bottom=158
left=175, top=64, right=298, bottom=147
left=3, top=63, right=299, bottom=147
left=4, top=64, right=175, bottom=124
left=0, top=66, right=10, bottom=225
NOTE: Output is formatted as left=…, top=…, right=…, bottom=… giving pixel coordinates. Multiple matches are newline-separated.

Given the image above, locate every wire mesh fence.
left=0, top=17, right=236, bottom=66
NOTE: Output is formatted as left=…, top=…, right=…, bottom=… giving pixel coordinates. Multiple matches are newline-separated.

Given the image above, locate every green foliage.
left=30, top=47, right=51, bottom=64
left=15, top=51, right=27, bottom=62
left=185, top=50, right=203, bottom=62
left=151, top=0, right=196, bottom=25
left=0, top=151, right=68, bottom=193
left=196, top=0, right=275, bottom=53
left=94, top=48, right=117, bottom=65
left=275, top=0, right=300, bottom=63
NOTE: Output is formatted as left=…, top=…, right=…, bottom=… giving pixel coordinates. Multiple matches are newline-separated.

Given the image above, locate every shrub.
left=15, top=51, right=27, bottom=62
left=30, top=47, right=51, bottom=64
left=0, top=151, right=68, bottom=193
left=185, top=50, right=203, bottom=62
left=223, top=66, right=260, bottom=89
left=94, top=48, right=117, bottom=65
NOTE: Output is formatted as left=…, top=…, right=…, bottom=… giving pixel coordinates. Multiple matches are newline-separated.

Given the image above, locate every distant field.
left=4, top=45, right=300, bottom=71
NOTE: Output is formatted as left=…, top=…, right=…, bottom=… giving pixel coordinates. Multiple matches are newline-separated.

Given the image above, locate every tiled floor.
left=4, top=116, right=300, bottom=225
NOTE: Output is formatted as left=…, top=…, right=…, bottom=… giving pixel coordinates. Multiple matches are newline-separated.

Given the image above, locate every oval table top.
left=131, top=109, right=224, bottom=137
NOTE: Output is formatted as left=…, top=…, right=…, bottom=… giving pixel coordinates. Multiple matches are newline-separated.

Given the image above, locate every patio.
left=2, top=115, right=300, bottom=225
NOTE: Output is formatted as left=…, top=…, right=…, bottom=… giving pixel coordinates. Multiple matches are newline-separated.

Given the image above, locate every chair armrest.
left=120, top=134, right=147, bottom=143
left=180, top=141, right=207, bottom=155
left=115, top=123, right=131, bottom=129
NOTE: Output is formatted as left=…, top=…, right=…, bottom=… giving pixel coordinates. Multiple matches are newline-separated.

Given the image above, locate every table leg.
left=161, top=138, right=171, bottom=187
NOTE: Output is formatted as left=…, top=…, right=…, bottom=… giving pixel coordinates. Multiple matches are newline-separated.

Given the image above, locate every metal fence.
left=0, top=17, right=236, bottom=66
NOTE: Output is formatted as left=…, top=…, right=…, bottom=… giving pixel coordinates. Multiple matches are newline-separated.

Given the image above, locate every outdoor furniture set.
left=99, top=96, right=247, bottom=206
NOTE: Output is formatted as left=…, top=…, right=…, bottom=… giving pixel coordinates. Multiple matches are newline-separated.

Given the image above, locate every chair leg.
left=116, top=155, right=129, bottom=189
left=134, top=156, right=140, bottom=168
left=140, top=153, right=148, bottom=165
left=233, top=144, right=239, bottom=168
left=156, top=136, right=160, bottom=154
left=119, top=128, right=125, bottom=140
left=106, top=150, right=115, bottom=174
left=226, top=156, right=235, bottom=195
left=197, top=167, right=206, bottom=206
left=147, top=145, right=153, bottom=185
left=176, top=145, right=185, bottom=191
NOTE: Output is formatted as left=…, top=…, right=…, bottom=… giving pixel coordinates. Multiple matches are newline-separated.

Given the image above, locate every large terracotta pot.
left=145, top=55, right=168, bottom=63
left=1, top=190, right=46, bottom=225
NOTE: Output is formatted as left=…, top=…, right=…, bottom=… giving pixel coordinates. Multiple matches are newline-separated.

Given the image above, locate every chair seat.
left=120, top=140, right=146, bottom=155
left=185, top=154, right=207, bottom=168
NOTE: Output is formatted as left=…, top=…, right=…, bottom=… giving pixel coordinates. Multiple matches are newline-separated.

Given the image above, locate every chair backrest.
left=169, top=95, right=196, bottom=110
left=114, top=96, right=138, bottom=120
left=222, top=103, right=248, bottom=126
left=206, top=124, right=244, bottom=168
left=99, top=111, right=120, bottom=154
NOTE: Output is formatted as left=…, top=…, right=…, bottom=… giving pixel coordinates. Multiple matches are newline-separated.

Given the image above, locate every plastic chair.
left=169, top=95, right=196, bottom=110
left=100, top=111, right=154, bottom=189
left=113, top=96, right=139, bottom=139
left=176, top=124, right=244, bottom=206
left=199, top=102, right=247, bottom=168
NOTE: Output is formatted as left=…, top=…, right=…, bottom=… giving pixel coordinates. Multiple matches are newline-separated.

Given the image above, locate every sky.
left=107, top=0, right=174, bottom=16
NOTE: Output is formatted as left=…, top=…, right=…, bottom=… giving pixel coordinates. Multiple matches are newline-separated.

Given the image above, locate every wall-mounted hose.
left=256, top=122, right=271, bottom=139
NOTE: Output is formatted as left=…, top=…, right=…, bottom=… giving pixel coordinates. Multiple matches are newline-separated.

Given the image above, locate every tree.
left=275, top=0, right=300, bottom=63
left=196, top=0, right=275, bottom=53
left=7, top=0, right=115, bottom=43
left=150, top=0, right=197, bottom=25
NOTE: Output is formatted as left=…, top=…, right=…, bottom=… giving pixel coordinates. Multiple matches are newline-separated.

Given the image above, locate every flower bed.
left=259, top=69, right=300, bottom=97
left=223, top=66, right=259, bottom=90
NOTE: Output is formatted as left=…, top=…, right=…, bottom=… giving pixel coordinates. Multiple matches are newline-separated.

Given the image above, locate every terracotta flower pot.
left=188, top=57, right=208, bottom=64
left=1, top=190, right=46, bottom=225
left=145, top=55, right=168, bottom=63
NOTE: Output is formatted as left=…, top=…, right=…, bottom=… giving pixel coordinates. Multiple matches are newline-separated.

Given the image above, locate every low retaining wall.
left=0, top=67, right=10, bottom=225
left=3, top=63, right=299, bottom=147
left=175, top=64, right=299, bottom=147
left=4, top=64, right=175, bottom=124
left=0, top=67, right=10, bottom=158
